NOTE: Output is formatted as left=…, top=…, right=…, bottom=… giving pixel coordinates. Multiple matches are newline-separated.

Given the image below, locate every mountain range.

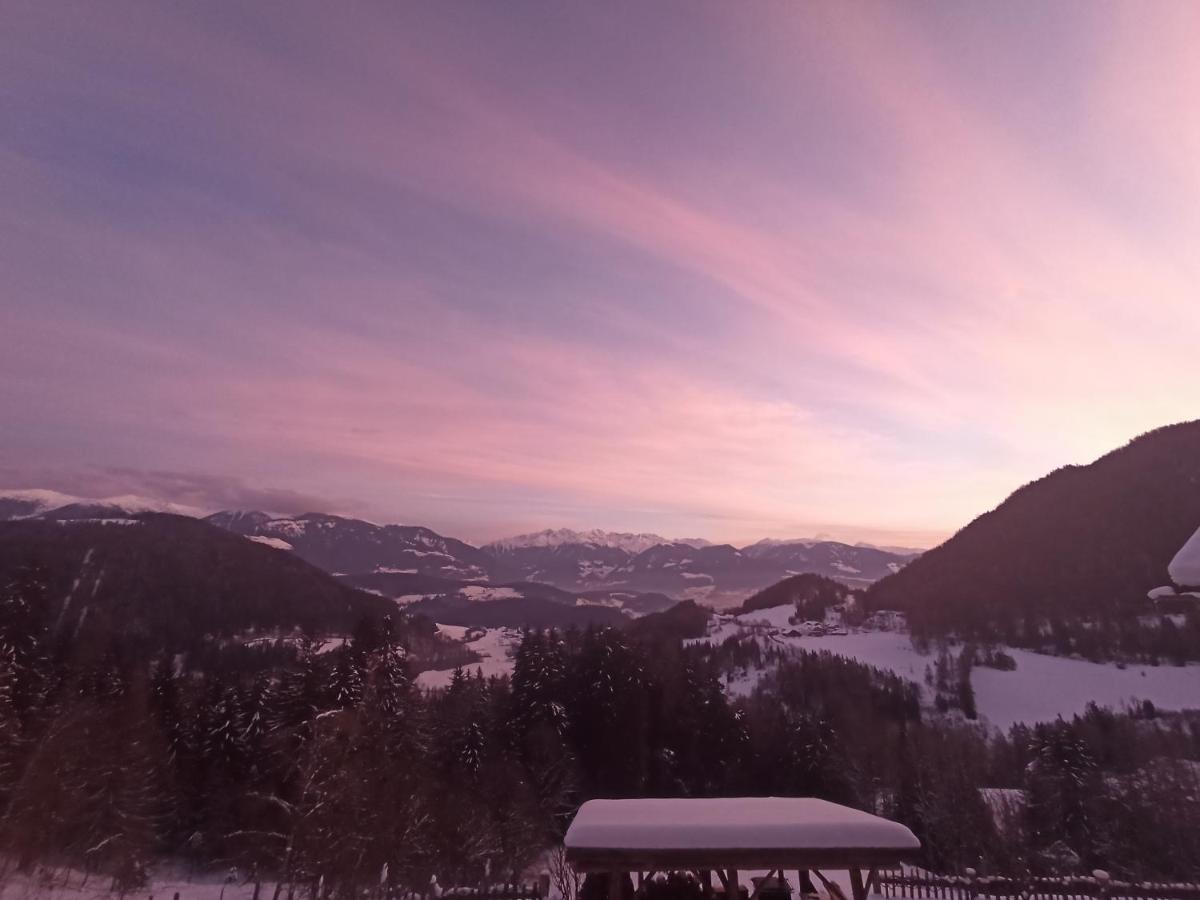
left=0, top=493, right=916, bottom=611
left=2, top=420, right=1199, bottom=648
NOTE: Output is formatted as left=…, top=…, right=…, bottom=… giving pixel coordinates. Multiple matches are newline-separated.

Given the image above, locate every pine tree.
left=1026, top=724, right=1102, bottom=870
left=957, top=646, right=978, bottom=720
left=150, top=653, right=187, bottom=763
left=329, top=649, right=365, bottom=709
left=0, top=642, right=24, bottom=807
left=0, top=565, right=52, bottom=719
left=267, top=638, right=324, bottom=748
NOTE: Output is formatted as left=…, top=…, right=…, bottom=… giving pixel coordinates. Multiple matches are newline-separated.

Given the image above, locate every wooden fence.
left=876, top=868, right=1200, bottom=900
left=139, top=878, right=548, bottom=900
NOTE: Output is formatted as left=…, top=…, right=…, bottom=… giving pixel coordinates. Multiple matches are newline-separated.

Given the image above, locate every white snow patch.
left=458, top=585, right=523, bottom=602
left=247, top=535, right=293, bottom=551
left=736, top=605, right=797, bottom=629
left=393, top=594, right=429, bottom=605
left=416, top=627, right=519, bottom=688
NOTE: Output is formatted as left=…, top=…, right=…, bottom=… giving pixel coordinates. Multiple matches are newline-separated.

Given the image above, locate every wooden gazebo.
left=564, top=798, right=920, bottom=900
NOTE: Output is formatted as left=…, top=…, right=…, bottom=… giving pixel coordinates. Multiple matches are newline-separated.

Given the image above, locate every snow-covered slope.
left=692, top=612, right=1200, bottom=732
left=0, top=488, right=86, bottom=519
left=743, top=538, right=915, bottom=583
left=416, top=625, right=521, bottom=689
left=207, top=510, right=497, bottom=581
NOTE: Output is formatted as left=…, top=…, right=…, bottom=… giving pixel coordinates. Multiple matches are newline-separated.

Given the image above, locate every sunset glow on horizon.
left=3, top=2, right=1199, bottom=546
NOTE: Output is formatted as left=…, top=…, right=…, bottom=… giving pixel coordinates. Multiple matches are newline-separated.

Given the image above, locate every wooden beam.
left=565, top=848, right=917, bottom=873
left=849, top=868, right=867, bottom=900
left=864, top=869, right=880, bottom=897
left=727, top=870, right=739, bottom=900
left=810, top=870, right=848, bottom=900
left=609, top=871, right=622, bottom=900
left=796, top=870, right=815, bottom=898
left=748, top=870, right=778, bottom=900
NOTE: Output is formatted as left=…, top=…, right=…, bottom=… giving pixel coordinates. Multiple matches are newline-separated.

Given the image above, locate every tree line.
left=2, top=573, right=1199, bottom=895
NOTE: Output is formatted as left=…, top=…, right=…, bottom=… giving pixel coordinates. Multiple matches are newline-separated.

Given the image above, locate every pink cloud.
left=3, top=2, right=1198, bottom=543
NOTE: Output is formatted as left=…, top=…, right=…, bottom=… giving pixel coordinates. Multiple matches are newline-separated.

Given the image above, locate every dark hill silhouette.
left=866, top=421, right=1200, bottom=639
left=624, top=599, right=713, bottom=642
left=740, top=572, right=850, bottom=616
left=0, top=514, right=401, bottom=652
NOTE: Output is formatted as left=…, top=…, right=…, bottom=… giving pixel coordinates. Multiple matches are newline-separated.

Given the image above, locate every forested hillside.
left=740, top=572, right=850, bottom=617
left=0, top=516, right=400, bottom=652
left=867, top=421, right=1200, bottom=653
left=2, top=613, right=1196, bottom=892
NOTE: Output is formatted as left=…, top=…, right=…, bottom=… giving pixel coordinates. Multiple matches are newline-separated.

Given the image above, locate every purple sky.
left=3, top=2, right=1198, bottom=546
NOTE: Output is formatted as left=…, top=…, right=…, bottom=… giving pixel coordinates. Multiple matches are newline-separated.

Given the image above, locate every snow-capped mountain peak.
left=0, top=489, right=86, bottom=515
left=0, top=489, right=205, bottom=520
left=744, top=537, right=820, bottom=553
left=487, top=528, right=709, bottom=553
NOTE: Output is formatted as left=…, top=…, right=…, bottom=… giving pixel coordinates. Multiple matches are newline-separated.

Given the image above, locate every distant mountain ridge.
left=204, top=510, right=499, bottom=581
left=0, top=491, right=915, bottom=613
left=0, top=489, right=203, bottom=521
left=487, top=527, right=710, bottom=553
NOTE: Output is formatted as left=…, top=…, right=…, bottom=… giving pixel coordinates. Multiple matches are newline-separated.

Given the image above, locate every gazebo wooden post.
left=849, top=868, right=867, bottom=900
left=702, top=871, right=714, bottom=899
left=609, top=871, right=622, bottom=900
left=727, top=870, right=739, bottom=900
left=796, top=871, right=811, bottom=898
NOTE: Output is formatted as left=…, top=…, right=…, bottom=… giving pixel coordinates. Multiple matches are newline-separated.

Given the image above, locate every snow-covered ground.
left=971, top=649, right=1200, bottom=731
left=416, top=625, right=521, bottom=689
left=0, top=867, right=269, bottom=900
left=696, top=611, right=1200, bottom=731
left=0, top=861, right=881, bottom=900
left=415, top=606, right=1200, bottom=727
left=458, top=586, right=523, bottom=602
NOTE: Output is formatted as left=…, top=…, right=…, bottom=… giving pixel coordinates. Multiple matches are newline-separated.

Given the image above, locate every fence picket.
left=875, top=873, right=1200, bottom=900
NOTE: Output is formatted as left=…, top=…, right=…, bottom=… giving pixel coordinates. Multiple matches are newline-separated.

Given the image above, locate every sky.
left=2, top=2, right=1199, bottom=547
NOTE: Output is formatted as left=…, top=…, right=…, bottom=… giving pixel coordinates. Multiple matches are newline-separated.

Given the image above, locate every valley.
left=2, top=423, right=1200, bottom=890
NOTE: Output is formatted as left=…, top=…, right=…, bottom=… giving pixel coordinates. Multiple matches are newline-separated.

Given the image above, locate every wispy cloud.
left=2, top=2, right=1197, bottom=544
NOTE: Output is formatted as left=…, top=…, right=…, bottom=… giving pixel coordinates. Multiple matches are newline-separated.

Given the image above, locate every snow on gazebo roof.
left=1168, top=526, right=1200, bottom=589
left=565, top=797, right=919, bottom=872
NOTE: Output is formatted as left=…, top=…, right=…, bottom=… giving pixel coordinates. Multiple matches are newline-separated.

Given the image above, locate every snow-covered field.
left=417, top=606, right=1200, bottom=727
left=697, top=612, right=1200, bottom=731
left=416, top=625, right=521, bottom=689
